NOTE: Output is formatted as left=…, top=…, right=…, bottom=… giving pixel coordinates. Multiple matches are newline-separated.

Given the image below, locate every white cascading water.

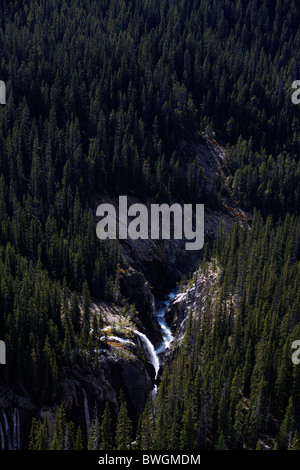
left=133, top=330, right=160, bottom=378
left=155, top=289, right=177, bottom=355
left=0, top=420, right=5, bottom=450
left=100, top=326, right=160, bottom=379
left=0, top=408, right=21, bottom=450
left=12, top=408, right=20, bottom=450
left=17, top=408, right=20, bottom=449
left=130, top=288, right=177, bottom=378
left=82, top=389, right=91, bottom=436
left=98, top=290, right=177, bottom=395
left=2, top=410, right=12, bottom=450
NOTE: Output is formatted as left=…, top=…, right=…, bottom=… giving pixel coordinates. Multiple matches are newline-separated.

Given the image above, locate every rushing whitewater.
left=82, top=389, right=91, bottom=436
left=155, top=289, right=177, bottom=356
left=134, top=330, right=160, bottom=377
left=0, top=420, right=5, bottom=450
left=97, top=290, right=177, bottom=390
left=0, top=408, right=20, bottom=450
left=99, top=326, right=160, bottom=378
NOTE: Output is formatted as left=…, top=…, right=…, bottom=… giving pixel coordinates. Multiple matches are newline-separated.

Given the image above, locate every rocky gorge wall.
left=0, top=141, right=249, bottom=449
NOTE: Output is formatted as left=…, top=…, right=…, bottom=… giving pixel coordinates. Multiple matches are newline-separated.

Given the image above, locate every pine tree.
left=115, top=392, right=133, bottom=450
left=82, top=281, right=91, bottom=342
left=51, top=405, right=67, bottom=450
left=288, top=432, right=300, bottom=451
left=136, top=396, right=155, bottom=451
left=180, top=396, right=196, bottom=450
left=88, top=416, right=100, bottom=450
left=277, top=397, right=294, bottom=450
left=75, top=427, right=84, bottom=450
left=29, top=418, right=38, bottom=450
left=99, top=402, right=113, bottom=451
left=64, top=422, right=75, bottom=450
left=217, top=431, right=227, bottom=450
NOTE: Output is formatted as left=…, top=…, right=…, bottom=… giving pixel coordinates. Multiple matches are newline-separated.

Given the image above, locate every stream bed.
left=155, top=288, right=178, bottom=358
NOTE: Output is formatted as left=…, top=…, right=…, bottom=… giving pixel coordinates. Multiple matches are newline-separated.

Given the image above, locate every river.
left=155, top=288, right=178, bottom=358
left=98, top=288, right=178, bottom=379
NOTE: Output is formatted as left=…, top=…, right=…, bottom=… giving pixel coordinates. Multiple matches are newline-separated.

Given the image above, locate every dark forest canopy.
left=0, top=0, right=299, bottom=210
left=0, top=0, right=299, bottom=450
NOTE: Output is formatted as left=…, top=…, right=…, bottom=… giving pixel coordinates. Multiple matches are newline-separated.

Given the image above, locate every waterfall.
left=12, top=409, right=17, bottom=449
left=0, top=421, right=5, bottom=450
left=0, top=408, right=20, bottom=450
left=155, top=288, right=177, bottom=355
left=12, top=408, right=20, bottom=450
left=82, top=389, right=91, bottom=436
left=16, top=408, right=20, bottom=450
left=2, top=410, right=12, bottom=450
left=133, top=330, right=160, bottom=378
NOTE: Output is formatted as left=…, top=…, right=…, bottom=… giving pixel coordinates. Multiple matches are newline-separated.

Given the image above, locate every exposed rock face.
left=165, top=264, right=220, bottom=346
left=100, top=141, right=251, bottom=350
left=63, top=335, right=156, bottom=430
left=0, top=141, right=251, bottom=449
left=120, top=268, right=163, bottom=347
left=157, top=266, right=222, bottom=386
left=0, top=329, right=155, bottom=449
left=121, top=236, right=200, bottom=298
left=59, top=353, right=153, bottom=434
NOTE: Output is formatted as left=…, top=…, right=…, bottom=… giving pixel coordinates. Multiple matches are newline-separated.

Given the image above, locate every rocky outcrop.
left=58, top=352, right=153, bottom=436
left=100, top=141, right=250, bottom=349
left=121, top=236, right=200, bottom=298
left=0, top=141, right=250, bottom=449
left=120, top=268, right=163, bottom=347
left=165, top=264, right=221, bottom=346
left=0, top=328, right=156, bottom=449
left=61, top=331, right=156, bottom=430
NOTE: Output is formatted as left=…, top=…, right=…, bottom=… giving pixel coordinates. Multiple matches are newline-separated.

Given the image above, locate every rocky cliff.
left=0, top=326, right=156, bottom=449
left=0, top=141, right=250, bottom=449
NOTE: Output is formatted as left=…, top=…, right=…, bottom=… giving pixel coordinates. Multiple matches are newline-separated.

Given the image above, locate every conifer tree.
left=277, top=397, right=294, bottom=450
left=115, top=392, right=133, bottom=450
left=75, top=427, right=84, bottom=451
left=99, top=402, right=113, bottom=451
